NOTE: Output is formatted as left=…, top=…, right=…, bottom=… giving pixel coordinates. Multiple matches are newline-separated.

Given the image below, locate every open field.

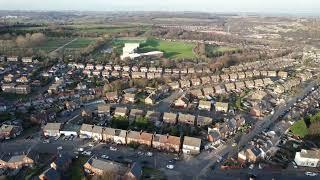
left=290, top=119, right=308, bottom=138
left=139, top=39, right=196, bottom=59
left=33, top=37, right=73, bottom=52
left=65, top=24, right=151, bottom=33
left=112, top=38, right=196, bottom=59
left=64, top=38, right=96, bottom=48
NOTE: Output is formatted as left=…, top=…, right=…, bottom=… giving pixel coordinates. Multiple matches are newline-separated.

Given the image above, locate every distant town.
left=0, top=10, right=320, bottom=180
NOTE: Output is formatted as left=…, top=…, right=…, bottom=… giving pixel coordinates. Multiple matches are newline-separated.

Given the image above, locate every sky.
left=0, top=0, right=319, bottom=15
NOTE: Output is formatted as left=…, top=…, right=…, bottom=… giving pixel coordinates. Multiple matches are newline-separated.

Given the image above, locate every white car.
left=82, top=151, right=92, bottom=156
left=305, top=172, right=318, bottom=176
left=78, top=148, right=84, bottom=152
left=101, top=155, right=109, bottom=159
left=43, top=139, right=50, bottom=143
left=146, top=152, right=153, bottom=157
left=110, top=146, right=117, bottom=151
left=88, top=143, right=94, bottom=147
left=249, top=164, right=254, bottom=170
left=57, top=146, right=63, bottom=150
left=166, top=164, right=174, bottom=169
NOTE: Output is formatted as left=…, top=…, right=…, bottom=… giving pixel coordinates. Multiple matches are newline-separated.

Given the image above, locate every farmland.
left=65, top=24, right=151, bottom=34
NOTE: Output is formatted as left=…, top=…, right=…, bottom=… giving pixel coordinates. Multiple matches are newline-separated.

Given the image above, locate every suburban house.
left=132, top=72, right=146, bottom=79
left=211, top=75, right=220, bottom=83
left=190, top=78, right=201, bottom=86
left=263, top=78, right=273, bottom=86
left=190, top=89, right=204, bottom=99
left=43, top=123, right=62, bottom=137
left=123, top=93, right=136, bottom=103
left=113, top=129, right=127, bottom=144
left=0, top=154, right=35, bottom=169
left=168, top=82, right=180, bottom=90
left=178, top=113, right=196, bottom=125
left=114, top=107, right=128, bottom=117
left=198, top=100, right=211, bottom=111
left=145, top=111, right=161, bottom=125
left=229, top=73, right=238, bottom=81
left=278, top=71, right=288, bottom=79
left=254, top=79, right=264, bottom=87
left=197, top=116, right=212, bottom=127
left=200, top=76, right=211, bottom=85
left=207, top=127, right=221, bottom=146
left=129, top=109, right=145, bottom=123
left=182, top=136, right=202, bottom=155
left=92, top=126, right=103, bottom=141
left=144, top=93, right=157, bottom=105
left=105, top=92, right=119, bottom=102
left=215, top=102, right=229, bottom=113
left=235, top=81, right=246, bottom=91
left=97, top=104, right=110, bottom=117
left=83, top=158, right=142, bottom=179
left=79, top=124, right=94, bottom=138
left=244, top=80, right=255, bottom=89
left=267, top=71, right=277, bottom=77
left=220, top=74, right=230, bottom=82
left=214, top=85, right=226, bottom=94
left=246, top=147, right=263, bottom=163
left=202, top=87, right=214, bottom=97
left=102, top=127, right=116, bottom=142
left=152, top=134, right=181, bottom=153
left=237, top=72, right=246, bottom=79
left=294, top=149, right=320, bottom=167
left=0, top=124, right=23, bottom=140
left=163, top=112, right=177, bottom=124
left=179, top=80, right=191, bottom=88
left=126, top=131, right=141, bottom=145
left=252, top=70, right=260, bottom=77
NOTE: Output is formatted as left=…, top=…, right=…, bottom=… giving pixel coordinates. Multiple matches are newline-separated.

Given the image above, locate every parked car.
left=82, top=151, right=92, bottom=156
left=110, top=146, right=117, bottom=151
left=146, top=152, right=153, bottom=157
left=166, top=164, right=174, bottom=169
left=305, top=172, right=318, bottom=176
left=57, top=146, right=63, bottom=150
left=101, top=155, right=109, bottom=159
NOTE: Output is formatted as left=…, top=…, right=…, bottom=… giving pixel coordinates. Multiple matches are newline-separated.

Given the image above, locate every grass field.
left=33, top=37, right=73, bottom=52
left=112, top=38, right=196, bottom=59
left=290, top=119, right=308, bottom=138
left=139, top=39, right=196, bottom=59
left=66, top=24, right=150, bottom=33
left=205, top=45, right=241, bottom=58
left=65, top=38, right=96, bottom=48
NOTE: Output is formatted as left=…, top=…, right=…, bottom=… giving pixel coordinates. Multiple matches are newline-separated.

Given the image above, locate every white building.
left=294, top=149, right=320, bottom=167
left=182, top=136, right=201, bottom=155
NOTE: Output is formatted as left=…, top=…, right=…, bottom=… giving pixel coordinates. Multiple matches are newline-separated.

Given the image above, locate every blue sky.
left=0, top=0, right=319, bottom=15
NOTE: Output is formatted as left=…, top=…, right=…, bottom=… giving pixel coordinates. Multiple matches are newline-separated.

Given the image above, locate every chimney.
left=166, top=133, right=169, bottom=139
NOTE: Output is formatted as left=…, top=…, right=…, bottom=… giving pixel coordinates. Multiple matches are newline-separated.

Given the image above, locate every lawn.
left=65, top=38, right=96, bottom=49
left=139, top=39, right=196, bottom=59
left=290, top=119, right=308, bottom=138
left=142, top=167, right=166, bottom=180
left=68, top=156, right=89, bottom=180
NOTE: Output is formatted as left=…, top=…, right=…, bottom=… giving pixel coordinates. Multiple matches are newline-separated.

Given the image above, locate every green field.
left=139, top=39, right=196, bottom=59
left=112, top=38, right=196, bottom=59
left=66, top=24, right=150, bottom=33
left=290, top=119, right=308, bottom=138
left=65, top=38, right=96, bottom=48
left=33, top=37, right=73, bottom=52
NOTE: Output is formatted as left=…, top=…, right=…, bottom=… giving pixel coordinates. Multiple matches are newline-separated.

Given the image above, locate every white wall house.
left=294, top=149, right=320, bottom=167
